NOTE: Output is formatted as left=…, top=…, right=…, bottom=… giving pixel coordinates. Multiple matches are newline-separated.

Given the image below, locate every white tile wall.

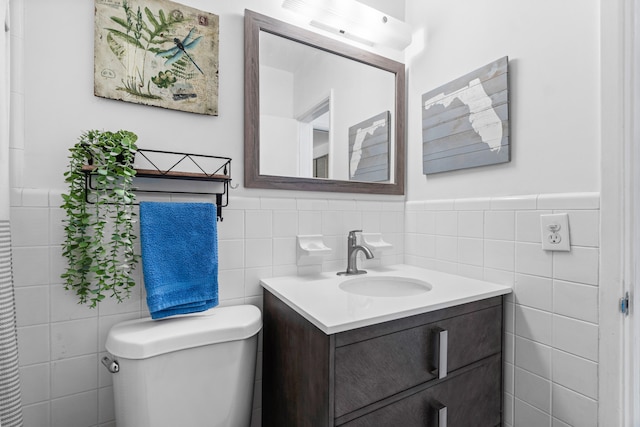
left=11, top=191, right=404, bottom=427
left=11, top=190, right=599, bottom=426
left=404, top=192, right=600, bottom=427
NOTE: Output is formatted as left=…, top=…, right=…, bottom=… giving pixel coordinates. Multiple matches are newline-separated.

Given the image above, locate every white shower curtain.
left=0, top=1, right=23, bottom=426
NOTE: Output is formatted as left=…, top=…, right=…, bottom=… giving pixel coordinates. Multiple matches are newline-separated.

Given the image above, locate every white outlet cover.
left=540, top=213, right=570, bottom=251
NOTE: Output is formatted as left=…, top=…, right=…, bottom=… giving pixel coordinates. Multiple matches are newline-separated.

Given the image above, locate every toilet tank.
left=105, top=305, right=262, bottom=427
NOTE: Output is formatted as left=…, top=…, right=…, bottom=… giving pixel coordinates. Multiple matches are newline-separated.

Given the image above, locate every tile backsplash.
left=404, top=192, right=600, bottom=427
left=10, top=188, right=599, bottom=427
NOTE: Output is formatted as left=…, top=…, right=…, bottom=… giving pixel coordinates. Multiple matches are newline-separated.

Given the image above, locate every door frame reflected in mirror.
left=244, top=9, right=405, bottom=195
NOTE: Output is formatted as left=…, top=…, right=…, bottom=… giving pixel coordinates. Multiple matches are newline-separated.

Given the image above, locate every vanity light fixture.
left=281, top=0, right=412, bottom=50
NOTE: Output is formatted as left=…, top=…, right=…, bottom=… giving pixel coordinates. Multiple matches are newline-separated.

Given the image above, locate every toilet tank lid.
left=105, top=305, right=262, bottom=359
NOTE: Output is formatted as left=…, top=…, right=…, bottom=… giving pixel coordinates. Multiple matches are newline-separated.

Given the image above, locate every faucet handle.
left=347, top=230, right=362, bottom=239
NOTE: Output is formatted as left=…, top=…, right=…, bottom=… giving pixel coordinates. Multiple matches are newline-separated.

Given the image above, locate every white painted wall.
left=405, top=0, right=601, bottom=200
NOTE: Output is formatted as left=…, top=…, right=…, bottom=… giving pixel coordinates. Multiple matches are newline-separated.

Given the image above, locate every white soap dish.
left=297, top=235, right=332, bottom=265
left=361, top=233, right=393, bottom=252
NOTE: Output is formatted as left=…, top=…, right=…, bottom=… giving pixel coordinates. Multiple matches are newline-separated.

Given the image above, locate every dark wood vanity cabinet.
left=262, top=291, right=503, bottom=427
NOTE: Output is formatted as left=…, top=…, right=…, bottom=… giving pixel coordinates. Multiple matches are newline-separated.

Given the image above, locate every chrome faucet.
left=337, top=230, right=374, bottom=276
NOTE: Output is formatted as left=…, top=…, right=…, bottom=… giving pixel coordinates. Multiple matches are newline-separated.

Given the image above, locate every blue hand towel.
left=139, top=202, right=218, bottom=319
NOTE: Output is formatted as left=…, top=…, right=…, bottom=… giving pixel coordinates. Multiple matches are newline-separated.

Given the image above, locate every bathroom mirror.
left=244, top=10, right=405, bottom=195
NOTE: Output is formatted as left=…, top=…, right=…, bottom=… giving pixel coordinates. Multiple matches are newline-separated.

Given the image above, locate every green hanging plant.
left=61, top=129, right=140, bottom=307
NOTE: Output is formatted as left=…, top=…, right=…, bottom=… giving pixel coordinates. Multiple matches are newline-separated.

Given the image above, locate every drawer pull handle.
left=430, top=327, right=448, bottom=379
left=435, top=401, right=447, bottom=427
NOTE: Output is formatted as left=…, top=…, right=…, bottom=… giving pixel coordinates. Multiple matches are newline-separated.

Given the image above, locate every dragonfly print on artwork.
left=157, top=27, right=204, bottom=74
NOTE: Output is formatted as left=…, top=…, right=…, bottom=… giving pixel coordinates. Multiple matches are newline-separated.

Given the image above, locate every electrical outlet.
left=540, top=213, right=570, bottom=251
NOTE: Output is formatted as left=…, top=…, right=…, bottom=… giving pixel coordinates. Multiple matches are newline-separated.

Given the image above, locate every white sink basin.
left=339, top=276, right=432, bottom=297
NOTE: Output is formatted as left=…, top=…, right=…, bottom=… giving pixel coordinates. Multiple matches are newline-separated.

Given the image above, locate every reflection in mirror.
left=245, top=10, right=405, bottom=194
left=259, top=31, right=395, bottom=183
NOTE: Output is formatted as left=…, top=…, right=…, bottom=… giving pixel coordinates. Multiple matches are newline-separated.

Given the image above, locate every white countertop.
left=260, top=264, right=512, bottom=334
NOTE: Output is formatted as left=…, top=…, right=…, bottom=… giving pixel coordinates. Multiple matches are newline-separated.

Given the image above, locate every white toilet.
left=104, top=305, right=262, bottom=427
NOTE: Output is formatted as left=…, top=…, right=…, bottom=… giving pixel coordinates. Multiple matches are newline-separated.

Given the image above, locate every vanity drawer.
left=338, top=354, right=502, bottom=427
left=334, top=304, right=502, bottom=417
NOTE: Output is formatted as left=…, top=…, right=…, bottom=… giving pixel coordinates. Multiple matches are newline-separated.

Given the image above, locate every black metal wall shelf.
left=82, top=149, right=232, bottom=220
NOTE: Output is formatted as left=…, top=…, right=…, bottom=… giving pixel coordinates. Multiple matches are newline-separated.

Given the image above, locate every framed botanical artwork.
left=348, top=111, right=390, bottom=182
left=422, top=57, right=510, bottom=174
left=94, top=0, right=219, bottom=115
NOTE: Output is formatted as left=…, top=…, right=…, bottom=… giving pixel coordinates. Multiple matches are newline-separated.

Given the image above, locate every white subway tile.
left=454, top=197, right=491, bottom=210
left=458, top=211, right=484, bottom=238
left=435, top=236, right=457, bottom=262
left=328, top=199, right=357, bottom=211
left=424, top=199, right=455, bottom=211
left=434, top=260, right=457, bottom=275
left=50, top=285, right=98, bottom=322
left=484, top=239, right=515, bottom=271
left=272, top=237, right=296, bottom=266
left=51, top=390, right=98, bottom=427
left=405, top=211, right=418, bottom=233
left=515, top=274, right=553, bottom=312
left=322, top=211, right=343, bottom=236
left=297, top=198, right=328, bottom=211
left=51, top=354, right=98, bottom=398
left=405, top=201, right=424, bottom=212
left=516, top=210, right=552, bottom=243
left=491, top=195, right=537, bottom=211
left=515, top=336, right=551, bottom=379
left=434, top=211, right=457, bottom=236
left=557, top=210, right=600, bottom=247
left=514, top=398, right=551, bottom=427
left=17, top=324, right=50, bottom=365
left=553, top=315, right=599, bottom=361
left=98, top=386, right=115, bottom=424
left=515, top=368, right=551, bottom=413
left=217, top=240, right=244, bottom=270
left=15, top=285, right=49, bottom=326
left=537, top=193, right=600, bottom=210
left=244, top=238, right=272, bottom=268
left=552, top=384, right=597, bottom=427
left=218, top=269, right=246, bottom=300
left=552, top=349, right=598, bottom=399
left=10, top=187, right=22, bottom=207
left=22, top=189, right=50, bottom=207
left=515, top=242, right=552, bottom=277
left=20, top=364, right=50, bottom=405
left=458, top=238, right=483, bottom=266
left=380, top=211, right=403, bottom=233
left=457, top=263, right=483, bottom=280
left=260, top=197, right=297, bottom=210
left=298, top=211, right=322, bottom=235
left=10, top=207, right=49, bottom=246
left=228, top=196, right=260, bottom=211
left=416, top=210, right=435, bottom=234
left=515, top=305, right=553, bottom=346
left=217, top=209, right=244, bottom=240
left=554, top=280, right=598, bottom=323
left=485, top=210, right=515, bottom=240
left=96, top=285, right=142, bottom=317
left=245, top=267, right=271, bottom=298
left=343, top=211, right=362, bottom=232
left=245, top=210, right=272, bottom=239
left=553, top=247, right=599, bottom=286
left=49, top=207, right=66, bottom=245
left=483, top=268, right=515, bottom=288
left=22, top=402, right=50, bottom=427
left=51, top=318, right=98, bottom=360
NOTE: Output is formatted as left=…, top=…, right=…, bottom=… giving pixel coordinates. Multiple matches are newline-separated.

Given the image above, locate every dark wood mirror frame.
left=244, top=9, right=406, bottom=195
